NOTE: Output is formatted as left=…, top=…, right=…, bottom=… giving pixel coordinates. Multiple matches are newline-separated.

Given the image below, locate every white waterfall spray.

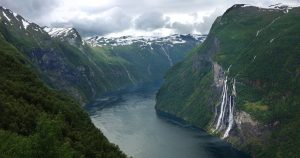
left=214, top=76, right=228, bottom=131
left=124, top=68, right=136, bottom=85
left=213, top=66, right=237, bottom=139
left=160, top=45, right=173, bottom=67
left=223, top=79, right=236, bottom=138
left=120, top=64, right=137, bottom=85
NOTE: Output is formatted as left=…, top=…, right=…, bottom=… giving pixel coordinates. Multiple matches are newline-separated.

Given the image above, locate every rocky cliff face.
left=0, top=6, right=205, bottom=104
left=44, top=27, right=83, bottom=46
left=156, top=4, right=300, bottom=157
left=0, top=14, right=127, bottom=158
left=85, top=34, right=205, bottom=82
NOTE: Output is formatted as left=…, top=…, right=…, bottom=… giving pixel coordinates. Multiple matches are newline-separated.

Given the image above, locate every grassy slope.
left=0, top=21, right=197, bottom=103
left=156, top=43, right=217, bottom=127
left=156, top=5, right=300, bottom=157
left=0, top=7, right=200, bottom=103
left=96, top=42, right=195, bottom=82
left=0, top=32, right=126, bottom=157
left=0, top=9, right=140, bottom=102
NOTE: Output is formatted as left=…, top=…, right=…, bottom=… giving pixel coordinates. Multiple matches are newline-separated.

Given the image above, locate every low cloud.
left=0, top=0, right=59, bottom=20
left=171, top=22, right=195, bottom=34
left=195, top=9, right=223, bottom=34
left=52, top=7, right=132, bottom=36
left=134, top=12, right=170, bottom=31
left=1, top=0, right=300, bottom=36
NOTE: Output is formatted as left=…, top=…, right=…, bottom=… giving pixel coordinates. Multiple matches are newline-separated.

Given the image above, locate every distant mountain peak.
left=85, top=34, right=206, bottom=48
left=43, top=27, right=76, bottom=38
left=239, top=3, right=293, bottom=13
left=43, top=27, right=83, bottom=46
left=0, top=6, right=33, bottom=30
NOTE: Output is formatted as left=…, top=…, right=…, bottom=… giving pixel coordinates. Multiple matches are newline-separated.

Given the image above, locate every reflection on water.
left=85, top=85, right=250, bottom=158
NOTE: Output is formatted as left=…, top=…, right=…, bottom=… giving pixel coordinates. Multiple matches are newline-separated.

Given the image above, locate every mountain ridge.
left=0, top=20, right=127, bottom=158
left=0, top=6, right=205, bottom=104
left=85, top=34, right=206, bottom=48
left=156, top=4, right=300, bottom=157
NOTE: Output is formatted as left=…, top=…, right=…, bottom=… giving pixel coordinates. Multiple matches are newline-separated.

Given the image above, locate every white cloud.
left=0, top=0, right=299, bottom=36
left=134, top=12, right=170, bottom=31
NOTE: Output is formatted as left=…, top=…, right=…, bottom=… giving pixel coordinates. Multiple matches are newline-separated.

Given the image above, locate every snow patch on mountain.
left=22, top=19, right=30, bottom=29
left=0, top=7, right=33, bottom=30
left=43, top=27, right=74, bottom=38
left=85, top=34, right=206, bottom=48
left=241, top=3, right=294, bottom=13
left=43, top=27, right=83, bottom=46
left=2, top=11, right=11, bottom=22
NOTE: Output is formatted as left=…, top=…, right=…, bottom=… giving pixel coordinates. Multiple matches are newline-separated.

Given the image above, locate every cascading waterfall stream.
left=213, top=66, right=237, bottom=139
left=214, top=76, right=228, bottom=131
left=223, top=79, right=236, bottom=138
left=120, top=64, right=137, bottom=85
left=160, top=45, right=173, bottom=67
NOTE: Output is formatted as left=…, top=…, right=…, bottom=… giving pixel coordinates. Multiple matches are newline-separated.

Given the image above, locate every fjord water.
left=85, top=84, right=250, bottom=158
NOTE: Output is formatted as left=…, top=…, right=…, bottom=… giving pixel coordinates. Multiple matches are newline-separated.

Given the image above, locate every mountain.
left=43, top=27, right=83, bottom=46
left=156, top=4, right=300, bottom=157
left=0, top=14, right=126, bottom=158
left=0, top=6, right=205, bottom=157
left=85, top=34, right=205, bottom=83
left=0, top=6, right=205, bottom=104
left=85, top=34, right=205, bottom=48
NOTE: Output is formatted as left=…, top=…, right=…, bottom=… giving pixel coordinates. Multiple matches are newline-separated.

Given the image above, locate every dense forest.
left=0, top=32, right=127, bottom=157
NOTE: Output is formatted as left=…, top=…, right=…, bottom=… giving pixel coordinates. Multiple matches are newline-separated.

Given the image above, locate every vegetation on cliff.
left=0, top=32, right=127, bottom=157
left=156, top=5, right=300, bottom=157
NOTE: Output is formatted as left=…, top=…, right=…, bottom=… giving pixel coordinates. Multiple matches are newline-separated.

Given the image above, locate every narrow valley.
left=0, top=1, right=299, bottom=158
left=86, top=83, right=250, bottom=158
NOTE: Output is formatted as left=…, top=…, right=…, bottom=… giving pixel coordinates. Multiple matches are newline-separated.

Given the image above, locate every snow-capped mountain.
left=85, top=34, right=206, bottom=48
left=43, top=27, right=83, bottom=46
left=0, top=7, right=81, bottom=46
left=0, top=5, right=206, bottom=103
left=43, top=27, right=75, bottom=38
left=240, top=3, right=293, bottom=13
left=0, top=6, right=45, bottom=34
left=0, top=6, right=30, bottom=29
left=84, top=34, right=206, bottom=69
left=41, top=26, right=206, bottom=49
left=156, top=4, right=300, bottom=158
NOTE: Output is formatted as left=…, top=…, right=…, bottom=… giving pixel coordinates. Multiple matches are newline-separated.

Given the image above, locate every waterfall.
left=124, top=68, right=136, bottom=85
left=213, top=67, right=236, bottom=139
left=120, top=64, right=137, bottom=85
left=222, top=79, right=236, bottom=138
left=214, top=76, right=228, bottom=131
left=161, top=45, right=173, bottom=67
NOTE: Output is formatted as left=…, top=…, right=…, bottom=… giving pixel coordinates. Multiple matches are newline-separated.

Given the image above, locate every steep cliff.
left=0, top=30, right=126, bottom=157
left=156, top=4, right=300, bottom=157
left=86, top=34, right=205, bottom=84
left=0, top=6, right=203, bottom=104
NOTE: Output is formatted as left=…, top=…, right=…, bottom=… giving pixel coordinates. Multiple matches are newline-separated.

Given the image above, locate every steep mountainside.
left=0, top=6, right=204, bottom=103
left=156, top=4, right=300, bottom=157
left=44, top=27, right=83, bottom=46
left=0, top=29, right=126, bottom=157
left=85, top=34, right=205, bottom=83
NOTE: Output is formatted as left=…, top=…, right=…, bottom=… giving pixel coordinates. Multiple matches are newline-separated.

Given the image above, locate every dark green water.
left=85, top=84, right=250, bottom=158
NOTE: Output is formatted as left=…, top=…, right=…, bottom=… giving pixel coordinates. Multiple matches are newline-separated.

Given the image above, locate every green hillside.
left=156, top=5, right=300, bottom=157
left=0, top=31, right=127, bottom=157
left=0, top=6, right=201, bottom=103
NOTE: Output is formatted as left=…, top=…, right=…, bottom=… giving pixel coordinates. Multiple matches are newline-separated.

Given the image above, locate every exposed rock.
left=235, top=111, right=258, bottom=128
left=213, top=62, right=224, bottom=88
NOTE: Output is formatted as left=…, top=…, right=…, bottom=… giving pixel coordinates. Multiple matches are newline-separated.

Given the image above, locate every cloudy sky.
left=0, top=0, right=299, bottom=37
